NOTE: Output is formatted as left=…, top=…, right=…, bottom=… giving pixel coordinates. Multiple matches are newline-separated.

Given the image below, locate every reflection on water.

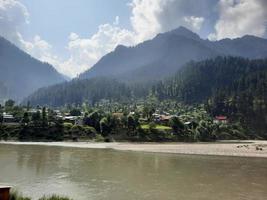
left=0, top=144, right=267, bottom=200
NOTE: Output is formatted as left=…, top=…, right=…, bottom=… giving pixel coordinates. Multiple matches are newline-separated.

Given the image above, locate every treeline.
left=0, top=99, right=252, bottom=142
left=152, top=57, right=267, bottom=103
left=23, top=78, right=133, bottom=107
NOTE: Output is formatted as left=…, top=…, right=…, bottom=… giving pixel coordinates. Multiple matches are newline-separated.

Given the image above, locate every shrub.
left=39, top=195, right=72, bottom=200
left=10, top=190, right=31, bottom=200
left=94, top=134, right=105, bottom=142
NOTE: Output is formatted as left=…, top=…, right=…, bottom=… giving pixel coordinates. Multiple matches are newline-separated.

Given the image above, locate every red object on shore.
left=0, top=186, right=11, bottom=200
left=215, top=116, right=227, bottom=120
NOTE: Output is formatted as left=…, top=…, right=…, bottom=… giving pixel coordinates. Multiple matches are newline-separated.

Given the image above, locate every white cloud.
left=58, top=0, right=211, bottom=77
left=129, top=0, right=209, bottom=42
left=183, top=16, right=205, bottom=31
left=209, top=0, right=267, bottom=40
left=59, top=23, right=135, bottom=77
left=0, top=0, right=29, bottom=45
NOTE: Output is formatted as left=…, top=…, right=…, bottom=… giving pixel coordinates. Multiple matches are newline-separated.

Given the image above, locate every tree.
left=0, top=104, right=3, bottom=125
left=70, top=108, right=81, bottom=116
left=21, top=112, right=30, bottom=125
left=127, top=115, right=137, bottom=132
left=48, top=109, right=56, bottom=124
left=5, top=99, right=15, bottom=113
left=42, top=107, right=48, bottom=126
left=32, top=111, right=41, bottom=125
left=100, top=117, right=110, bottom=136
left=170, top=116, right=184, bottom=137
left=5, top=99, right=15, bottom=108
left=84, top=111, right=102, bottom=131
left=26, top=101, right=31, bottom=111
left=0, top=113, right=3, bottom=125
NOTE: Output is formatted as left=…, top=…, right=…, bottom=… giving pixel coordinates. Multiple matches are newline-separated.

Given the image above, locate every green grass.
left=10, top=191, right=72, bottom=200
left=39, top=195, right=72, bottom=200
left=141, top=124, right=172, bottom=130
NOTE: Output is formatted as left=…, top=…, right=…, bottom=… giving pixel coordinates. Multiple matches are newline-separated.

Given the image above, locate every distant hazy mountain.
left=0, top=36, right=66, bottom=101
left=79, top=27, right=267, bottom=82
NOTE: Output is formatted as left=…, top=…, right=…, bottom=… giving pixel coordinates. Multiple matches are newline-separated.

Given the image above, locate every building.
left=2, top=113, right=19, bottom=125
left=214, top=116, right=228, bottom=124
left=63, top=116, right=83, bottom=125
left=153, top=114, right=172, bottom=124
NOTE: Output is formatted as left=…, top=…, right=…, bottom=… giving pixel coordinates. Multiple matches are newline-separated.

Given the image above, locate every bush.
left=94, top=134, right=105, bottom=142
left=39, top=195, right=72, bottom=200
left=83, top=126, right=97, bottom=136
left=63, top=123, right=73, bottom=129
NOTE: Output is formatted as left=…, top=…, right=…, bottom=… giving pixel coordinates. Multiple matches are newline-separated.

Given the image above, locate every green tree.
left=170, top=116, right=184, bottom=137
left=21, top=112, right=30, bottom=125
left=100, top=117, right=110, bottom=136
left=5, top=99, right=15, bottom=108
left=42, top=107, right=48, bottom=126
left=127, top=115, right=137, bottom=131
left=32, top=111, right=41, bottom=125
left=0, top=104, right=3, bottom=125
left=70, top=108, right=81, bottom=116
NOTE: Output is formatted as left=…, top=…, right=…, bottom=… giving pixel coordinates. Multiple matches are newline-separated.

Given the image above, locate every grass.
left=141, top=124, right=172, bottom=130
left=39, top=195, right=72, bottom=200
left=10, top=191, right=72, bottom=200
left=9, top=191, right=31, bottom=200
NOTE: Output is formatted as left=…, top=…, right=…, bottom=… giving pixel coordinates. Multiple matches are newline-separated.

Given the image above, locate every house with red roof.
left=214, top=116, right=228, bottom=124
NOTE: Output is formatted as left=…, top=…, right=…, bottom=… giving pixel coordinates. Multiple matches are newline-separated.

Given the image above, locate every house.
left=64, top=116, right=83, bottom=125
left=160, top=115, right=172, bottom=122
left=153, top=114, right=172, bottom=124
left=214, top=116, right=228, bottom=124
left=2, top=113, right=18, bottom=125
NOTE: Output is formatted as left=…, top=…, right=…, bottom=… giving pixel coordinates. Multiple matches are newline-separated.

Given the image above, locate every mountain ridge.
left=79, top=26, right=267, bottom=82
left=0, top=36, right=66, bottom=101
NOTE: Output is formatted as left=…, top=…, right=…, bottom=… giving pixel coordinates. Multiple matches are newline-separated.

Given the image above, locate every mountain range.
left=79, top=27, right=267, bottom=82
left=0, top=36, right=65, bottom=101
left=1, top=26, right=267, bottom=103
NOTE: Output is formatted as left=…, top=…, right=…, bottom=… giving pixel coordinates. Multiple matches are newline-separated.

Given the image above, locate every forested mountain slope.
left=153, top=57, right=267, bottom=103
left=23, top=78, right=132, bottom=107
left=0, top=36, right=65, bottom=101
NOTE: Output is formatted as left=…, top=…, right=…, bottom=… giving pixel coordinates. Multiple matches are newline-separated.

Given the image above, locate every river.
left=0, top=143, right=267, bottom=200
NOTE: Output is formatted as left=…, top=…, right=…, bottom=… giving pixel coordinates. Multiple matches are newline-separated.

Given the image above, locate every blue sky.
left=19, top=0, right=132, bottom=59
left=0, top=0, right=267, bottom=77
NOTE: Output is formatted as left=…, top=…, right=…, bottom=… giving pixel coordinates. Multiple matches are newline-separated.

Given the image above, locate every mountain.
left=0, top=36, right=65, bottom=101
left=25, top=56, right=267, bottom=106
left=79, top=27, right=267, bottom=82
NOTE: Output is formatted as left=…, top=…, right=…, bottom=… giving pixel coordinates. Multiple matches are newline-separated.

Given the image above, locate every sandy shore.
left=1, top=140, right=267, bottom=158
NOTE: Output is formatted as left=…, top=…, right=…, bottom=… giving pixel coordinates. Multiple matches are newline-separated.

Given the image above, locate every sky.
left=1, top=0, right=267, bottom=78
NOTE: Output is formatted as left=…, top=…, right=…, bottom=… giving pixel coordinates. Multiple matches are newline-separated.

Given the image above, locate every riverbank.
left=1, top=140, right=267, bottom=158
